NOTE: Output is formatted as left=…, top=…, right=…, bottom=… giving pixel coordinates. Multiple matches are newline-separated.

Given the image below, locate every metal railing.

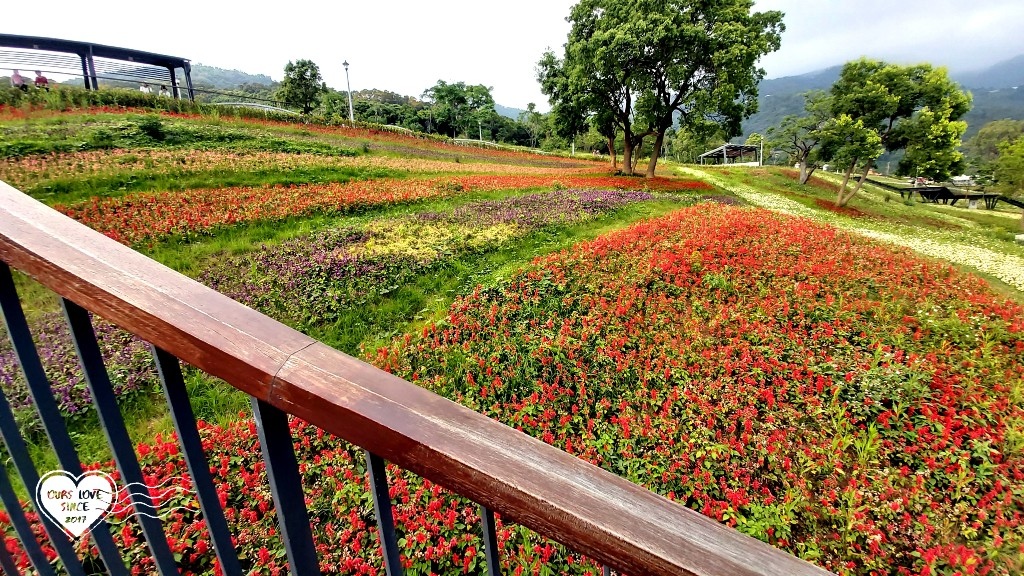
left=0, top=180, right=834, bottom=576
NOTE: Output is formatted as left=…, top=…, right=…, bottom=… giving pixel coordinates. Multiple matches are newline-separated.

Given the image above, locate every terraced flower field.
left=1, top=105, right=1022, bottom=576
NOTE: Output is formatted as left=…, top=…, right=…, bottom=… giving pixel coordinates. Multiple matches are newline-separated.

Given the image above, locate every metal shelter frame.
left=698, top=143, right=761, bottom=165
left=0, top=33, right=194, bottom=101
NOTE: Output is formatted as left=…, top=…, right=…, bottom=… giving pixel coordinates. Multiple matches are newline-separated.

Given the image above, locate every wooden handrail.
left=0, top=181, right=834, bottom=576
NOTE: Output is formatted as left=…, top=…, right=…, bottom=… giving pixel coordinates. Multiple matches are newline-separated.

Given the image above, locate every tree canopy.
left=827, top=59, right=971, bottom=205
left=422, top=81, right=496, bottom=139
left=277, top=59, right=326, bottom=115
left=766, top=91, right=833, bottom=184
left=963, top=119, right=1024, bottom=180
left=994, top=137, right=1024, bottom=230
left=539, top=0, right=784, bottom=177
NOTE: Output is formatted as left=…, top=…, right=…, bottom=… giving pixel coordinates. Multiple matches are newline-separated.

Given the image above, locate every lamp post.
left=342, top=60, right=354, bottom=124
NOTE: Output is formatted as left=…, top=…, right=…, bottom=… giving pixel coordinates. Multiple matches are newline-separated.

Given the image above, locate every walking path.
left=682, top=167, right=1024, bottom=293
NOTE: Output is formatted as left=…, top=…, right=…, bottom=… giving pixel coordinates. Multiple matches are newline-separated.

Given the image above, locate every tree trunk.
left=802, top=165, right=818, bottom=185
left=607, top=136, right=617, bottom=170
left=839, top=162, right=872, bottom=206
left=645, top=132, right=665, bottom=178
left=798, top=162, right=809, bottom=184
left=622, top=138, right=634, bottom=176
left=631, top=137, right=643, bottom=173
left=836, top=158, right=857, bottom=206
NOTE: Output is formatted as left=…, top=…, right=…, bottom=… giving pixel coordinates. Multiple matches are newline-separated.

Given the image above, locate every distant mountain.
left=495, top=103, right=526, bottom=120
left=740, top=56, right=1024, bottom=140
left=953, top=55, right=1024, bottom=89
left=188, top=64, right=274, bottom=89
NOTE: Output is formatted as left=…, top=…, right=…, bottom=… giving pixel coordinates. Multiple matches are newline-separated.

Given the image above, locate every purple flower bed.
left=417, top=188, right=656, bottom=228
left=0, top=312, right=156, bottom=424
left=200, top=189, right=659, bottom=328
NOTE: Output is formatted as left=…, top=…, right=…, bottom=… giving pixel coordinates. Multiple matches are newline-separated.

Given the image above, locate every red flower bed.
left=374, top=206, right=1024, bottom=575
left=2, top=419, right=601, bottom=575
left=57, top=175, right=711, bottom=245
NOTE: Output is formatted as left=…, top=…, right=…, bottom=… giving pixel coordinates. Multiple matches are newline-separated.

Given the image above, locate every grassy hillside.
left=1, top=103, right=1022, bottom=576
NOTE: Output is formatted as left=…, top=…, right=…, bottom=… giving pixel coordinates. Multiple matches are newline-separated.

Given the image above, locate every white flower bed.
left=683, top=167, right=1024, bottom=292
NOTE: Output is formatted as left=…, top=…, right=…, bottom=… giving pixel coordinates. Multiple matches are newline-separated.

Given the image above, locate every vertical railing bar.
left=479, top=505, right=501, bottom=576
left=251, top=399, right=322, bottom=576
left=365, top=451, right=404, bottom=576
left=151, top=347, right=243, bottom=576
left=0, top=388, right=86, bottom=575
left=0, top=264, right=129, bottom=573
left=0, top=534, right=20, bottom=576
left=603, top=566, right=612, bottom=576
left=61, top=299, right=179, bottom=576
left=0, top=464, right=57, bottom=576
left=0, top=264, right=130, bottom=576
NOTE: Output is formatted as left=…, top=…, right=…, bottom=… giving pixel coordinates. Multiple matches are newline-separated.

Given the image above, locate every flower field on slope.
left=4, top=205, right=1022, bottom=576
left=56, top=175, right=709, bottom=245
left=0, top=106, right=596, bottom=169
left=0, top=149, right=608, bottom=194
left=373, top=205, right=1024, bottom=575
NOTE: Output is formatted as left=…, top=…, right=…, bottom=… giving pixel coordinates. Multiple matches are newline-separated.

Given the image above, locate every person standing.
left=140, top=82, right=151, bottom=94
left=10, top=70, right=28, bottom=91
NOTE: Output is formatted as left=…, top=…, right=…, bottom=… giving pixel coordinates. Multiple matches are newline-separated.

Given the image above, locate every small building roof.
left=697, top=144, right=760, bottom=160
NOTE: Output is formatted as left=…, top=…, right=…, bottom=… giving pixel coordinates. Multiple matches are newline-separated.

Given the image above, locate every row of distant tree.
left=265, top=59, right=571, bottom=150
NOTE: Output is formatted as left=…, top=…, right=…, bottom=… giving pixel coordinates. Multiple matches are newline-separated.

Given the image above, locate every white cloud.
left=3, top=0, right=1022, bottom=107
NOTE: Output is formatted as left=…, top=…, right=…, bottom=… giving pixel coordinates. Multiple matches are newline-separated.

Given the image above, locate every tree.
left=539, top=0, right=783, bottom=177
left=994, top=137, right=1024, bottom=231
left=828, top=59, right=972, bottom=206
left=963, top=119, right=1024, bottom=181
left=519, top=103, right=545, bottom=148
left=668, top=122, right=725, bottom=164
left=277, top=59, right=326, bottom=114
left=898, top=103, right=968, bottom=181
left=818, top=114, right=884, bottom=206
left=766, top=91, right=833, bottom=184
left=422, top=80, right=496, bottom=138
left=536, top=49, right=615, bottom=167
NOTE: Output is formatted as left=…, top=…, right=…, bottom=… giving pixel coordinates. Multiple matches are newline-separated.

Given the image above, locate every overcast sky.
left=4, top=1, right=1024, bottom=110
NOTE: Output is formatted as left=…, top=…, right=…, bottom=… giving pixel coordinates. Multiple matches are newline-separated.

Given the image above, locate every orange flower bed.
left=58, top=175, right=711, bottom=244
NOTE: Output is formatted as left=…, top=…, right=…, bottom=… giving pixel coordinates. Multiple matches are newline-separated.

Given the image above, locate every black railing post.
left=251, top=399, right=322, bottom=576
left=0, top=263, right=129, bottom=575
left=365, top=451, right=404, bottom=576
left=0, top=535, right=19, bottom=576
left=62, top=299, right=179, bottom=575
left=479, top=505, right=501, bottom=576
left=0, top=387, right=85, bottom=576
left=152, top=347, right=243, bottom=575
left=0, top=465, right=57, bottom=576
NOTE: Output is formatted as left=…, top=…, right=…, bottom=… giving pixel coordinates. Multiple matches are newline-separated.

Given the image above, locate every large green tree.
left=421, top=81, right=496, bottom=139
left=829, top=59, right=971, bottom=205
left=539, top=0, right=783, bottom=177
left=277, top=59, right=326, bottom=114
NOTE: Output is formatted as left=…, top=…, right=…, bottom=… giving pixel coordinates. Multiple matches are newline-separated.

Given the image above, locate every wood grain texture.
left=0, top=182, right=836, bottom=576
